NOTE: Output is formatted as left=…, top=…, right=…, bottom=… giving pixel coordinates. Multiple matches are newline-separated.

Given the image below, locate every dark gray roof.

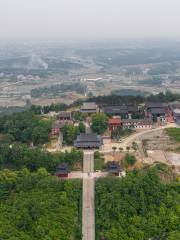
left=146, top=102, right=168, bottom=108
left=150, top=108, right=166, bottom=114
left=81, top=102, right=98, bottom=110
left=146, top=103, right=170, bottom=115
left=107, top=161, right=121, bottom=173
left=103, top=105, right=138, bottom=114
left=59, top=111, right=71, bottom=118
left=170, top=101, right=180, bottom=109
left=74, top=133, right=102, bottom=148
left=76, top=133, right=101, bottom=142
left=55, top=163, right=69, bottom=175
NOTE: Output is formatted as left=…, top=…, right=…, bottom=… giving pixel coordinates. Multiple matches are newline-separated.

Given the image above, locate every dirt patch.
left=140, top=129, right=180, bottom=151
left=103, top=152, right=126, bottom=163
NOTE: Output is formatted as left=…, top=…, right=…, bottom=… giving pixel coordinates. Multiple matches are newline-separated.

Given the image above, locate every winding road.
left=101, top=123, right=177, bottom=153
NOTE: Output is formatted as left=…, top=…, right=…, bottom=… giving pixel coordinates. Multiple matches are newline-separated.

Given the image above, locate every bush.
left=91, top=113, right=108, bottom=135
left=122, top=153, right=136, bottom=168
left=94, top=151, right=105, bottom=171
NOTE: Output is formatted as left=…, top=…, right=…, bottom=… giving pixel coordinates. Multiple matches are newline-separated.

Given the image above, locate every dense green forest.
left=0, top=111, right=52, bottom=145
left=96, top=165, right=180, bottom=240
left=30, top=103, right=68, bottom=115
left=0, top=169, right=82, bottom=240
left=88, top=91, right=180, bottom=105
left=0, top=143, right=83, bottom=172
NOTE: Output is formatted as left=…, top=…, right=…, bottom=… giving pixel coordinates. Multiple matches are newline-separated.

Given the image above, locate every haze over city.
left=0, top=0, right=180, bottom=41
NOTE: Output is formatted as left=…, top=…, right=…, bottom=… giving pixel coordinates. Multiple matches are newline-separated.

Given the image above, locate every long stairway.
left=82, top=151, right=95, bottom=240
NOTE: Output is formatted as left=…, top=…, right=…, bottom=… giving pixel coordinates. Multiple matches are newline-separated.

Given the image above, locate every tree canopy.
left=96, top=165, right=180, bottom=240
left=62, top=123, right=85, bottom=145
left=0, top=111, right=52, bottom=145
left=0, top=143, right=83, bottom=172
left=0, top=169, right=82, bottom=240
left=91, top=113, right=108, bottom=135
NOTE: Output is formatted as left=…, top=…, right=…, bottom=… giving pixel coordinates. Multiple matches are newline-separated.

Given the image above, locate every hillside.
left=0, top=169, right=82, bottom=240
left=96, top=165, right=180, bottom=240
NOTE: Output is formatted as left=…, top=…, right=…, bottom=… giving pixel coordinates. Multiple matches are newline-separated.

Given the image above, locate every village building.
left=59, top=111, right=72, bottom=121
left=107, top=161, right=121, bottom=176
left=122, top=119, right=153, bottom=129
left=74, top=133, right=102, bottom=149
left=169, top=101, right=180, bottom=125
left=108, top=117, right=122, bottom=131
left=55, top=163, right=69, bottom=178
left=145, top=103, right=174, bottom=123
left=51, top=121, right=62, bottom=136
left=80, top=102, right=99, bottom=114
left=169, top=101, right=180, bottom=110
left=102, top=104, right=139, bottom=119
left=173, top=108, right=180, bottom=125
left=51, top=120, right=73, bottom=137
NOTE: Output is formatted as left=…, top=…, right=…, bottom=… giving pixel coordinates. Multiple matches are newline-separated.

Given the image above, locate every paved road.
left=83, top=151, right=94, bottom=173
left=82, top=151, right=95, bottom=240
left=101, top=123, right=178, bottom=153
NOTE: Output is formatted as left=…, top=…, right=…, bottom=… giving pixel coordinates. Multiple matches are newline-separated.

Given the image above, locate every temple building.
left=80, top=102, right=99, bottom=114
left=59, top=111, right=72, bottom=121
left=145, top=103, right=173, bottom=123
left=107, top=161, right=121, bottom=176
left=102, top=104, right=139, bottom=119
left=55, top=163, right=69, bottom=178
left=108, top=117, right=122, bottom=132
left=74, top=133, right=102, bottom=149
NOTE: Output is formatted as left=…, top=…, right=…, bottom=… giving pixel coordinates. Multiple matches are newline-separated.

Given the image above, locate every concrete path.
left=82, top=151, right=95, bottom=240
left=101, top=123, right=178, bottom=153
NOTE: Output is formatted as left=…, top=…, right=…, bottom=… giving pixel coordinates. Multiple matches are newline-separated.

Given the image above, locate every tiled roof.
left=55, top=163, right=69, bottom=175
left=76, top=133, right=101, bottom=142
left=81, top=102, right=97, bottom=110
left=74, top=133, right=102, bottom=148
left=103, top=105, right=138, bottom=114
left=59, top=111, right=71, bottom=117
left=107, top=161, right=121, bottom=173
left=146, top=102, right=168, bottom=108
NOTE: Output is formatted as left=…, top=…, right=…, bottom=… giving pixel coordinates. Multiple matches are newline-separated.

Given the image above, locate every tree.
left=126, top=146, right=130, bottom=152
left=78, top=122, right=85, bottom=133
left=112, top=146, right=117, bottom=155
left=122, top=153, right=136, bottom=168
left=119, top=147, right=123, bottom=152
left=0, top=111, right=52, bottom=145
left=0, top=143, right=83, bottom=172
left=91, top=113, right=108, bottom=135
left=132, top=142, right=138, bottom=151
left=62, top=124, right=79, bottom=145
left=62, top=123, right=85, bottom=145
left=73, top=112, right=87, bottom=121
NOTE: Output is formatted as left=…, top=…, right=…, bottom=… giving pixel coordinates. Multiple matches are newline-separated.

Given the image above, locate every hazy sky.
left=0, top=0, right=180, bottom=41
